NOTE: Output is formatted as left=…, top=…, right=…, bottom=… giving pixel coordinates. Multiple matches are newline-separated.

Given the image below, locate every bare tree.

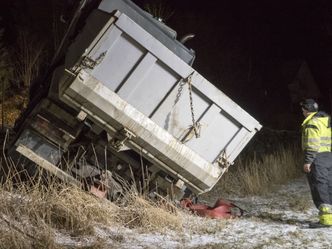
left=0, top=27, right=12, bottom=129
left=12, top=29, right=45, bottom=90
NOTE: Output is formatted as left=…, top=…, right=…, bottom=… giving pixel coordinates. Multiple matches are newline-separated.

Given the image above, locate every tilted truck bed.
left=58, top=8, right=261, bottom=193
left=7, top=0, right=261, bottom=198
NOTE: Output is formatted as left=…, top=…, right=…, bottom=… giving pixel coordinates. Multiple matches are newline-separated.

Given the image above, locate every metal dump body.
left=57, top=4, right=261, bottom=193
left=7, top=0, right=261, bottom=197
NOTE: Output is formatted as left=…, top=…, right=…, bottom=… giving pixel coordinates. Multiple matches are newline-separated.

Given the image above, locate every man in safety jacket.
left=300, top=99, right=332, bottom=228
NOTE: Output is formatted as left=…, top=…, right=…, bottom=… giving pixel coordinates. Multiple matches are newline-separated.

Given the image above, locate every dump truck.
left=5, top=0, right=262, bottom=200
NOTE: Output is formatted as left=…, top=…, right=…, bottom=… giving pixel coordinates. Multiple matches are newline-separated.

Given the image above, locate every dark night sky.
left=149, top=0, right=332, bottom=128
left=1, top=0, right=332, bottom=128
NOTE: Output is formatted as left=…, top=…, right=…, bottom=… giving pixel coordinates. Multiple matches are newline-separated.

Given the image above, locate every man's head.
left=300, top=99, right=318, bottom=117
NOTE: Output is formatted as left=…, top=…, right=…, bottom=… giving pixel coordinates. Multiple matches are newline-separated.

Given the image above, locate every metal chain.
left=173, top=79, right=186, bottom=106
left=186, top=72, right=200, bottom=138
left=173, top=72, right=200, bottom=139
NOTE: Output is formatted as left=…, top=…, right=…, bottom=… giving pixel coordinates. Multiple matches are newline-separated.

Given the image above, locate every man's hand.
left=303, top=163, right=312, bottom=173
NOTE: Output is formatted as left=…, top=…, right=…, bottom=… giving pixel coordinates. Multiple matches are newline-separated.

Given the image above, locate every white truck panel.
left=61, top=71, right=222, bottom=192
left=59, top=10, right=262, bottom=193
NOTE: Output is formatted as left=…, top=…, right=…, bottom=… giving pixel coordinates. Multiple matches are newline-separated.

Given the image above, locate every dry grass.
left=0, top=229, right=52, bottom=249
left=0, top=158, right=183, bottom=248
left=215, top=143, right=302, bottom=196
left=0, top=94, right=28, bottom=127
left=116, top=192, right=183, bottom=232
left=0, top=179, right=118, bottom=247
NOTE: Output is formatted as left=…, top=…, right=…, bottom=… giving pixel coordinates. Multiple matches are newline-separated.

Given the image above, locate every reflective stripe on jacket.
left=301, top=111, right=332, bottom=164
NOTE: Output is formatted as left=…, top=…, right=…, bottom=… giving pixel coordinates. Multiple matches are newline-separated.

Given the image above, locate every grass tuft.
left=214, top=143, right=302, bottom=196
left=116, top=192, right=183, bottom=232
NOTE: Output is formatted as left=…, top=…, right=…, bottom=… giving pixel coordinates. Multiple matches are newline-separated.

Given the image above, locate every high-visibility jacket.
left=301, top=111, right=332, bottom=164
